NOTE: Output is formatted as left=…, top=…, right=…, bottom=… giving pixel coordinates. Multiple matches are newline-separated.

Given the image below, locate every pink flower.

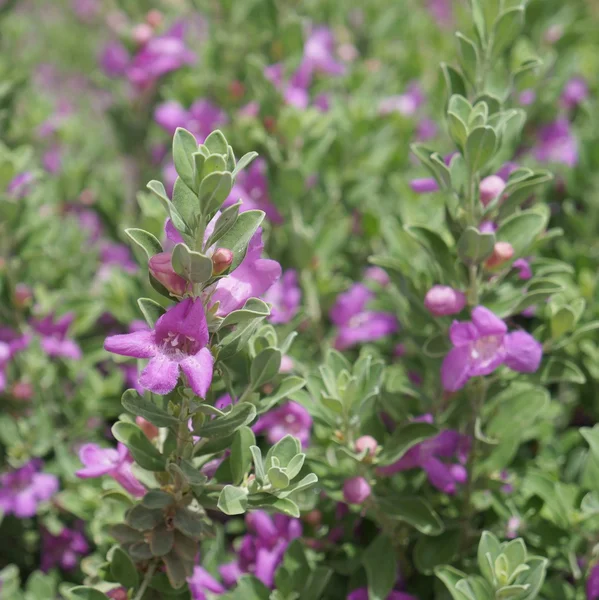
left=410, top=178, right=439, bottom=193
left=479, top=175, right=506, bottom=206
left=253, top=401, right=312, bottom=448
left=588, top=563, right=599, bottom=600
left=343, top=477, right=371, bottom=504
left=41, top=524, right=89, bottom=572
left=264, top=270, right=301, bottom=324
left=99, top=41, right=130, bottom=77
left=441, top=306, right=543, bottom=392
left=76, top=443, right=145, bottom=497
left=513, top=258, right=532, bottom=280
left=104, top=298, right=214, bottom=397
left=31, top=313, right=81, bottom=360
left=534, top=117, right=578, bottom=167
left=561, top=76, right=588, bottom=109
left=424, top=285, right=466, bottom=317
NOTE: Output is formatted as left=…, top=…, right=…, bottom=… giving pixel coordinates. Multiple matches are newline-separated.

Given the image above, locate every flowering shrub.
left=2, top=0, right=599, bottom=599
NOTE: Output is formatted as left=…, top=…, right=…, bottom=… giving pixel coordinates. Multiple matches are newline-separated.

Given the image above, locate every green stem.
left=133, top=560, right=157, bottom=600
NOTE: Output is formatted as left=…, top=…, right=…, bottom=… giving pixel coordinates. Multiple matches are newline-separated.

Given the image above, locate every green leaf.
left=150, top=523, right=175, bottom=556
left=250, top=446, right=266, bottom=484
left=199, top=171, right=233, bottom=215
left=217, top=485, right=248, bottom=515
left=142, top=490, right=175, bottom=509
left=379, top=496, right=444, bottom=535
left=204, top=130, right=228, bottom=155
left=455, top=32, right=479, bottom=83
left=173, top=127, right=198, bottom=191
left=112, top=421, right=165, bottom=471
left=414, top=529, right=461, bottom=574
left=404, top=225, right=456, bottom=279
left=302, top=567, right=333, bottom=600
left=67, top=588, right=109, bottom=600
left=465, top=126, right=497, bottom=172
left=478, top=531, right=501, bottom=584
left=231, top=426, right=256, bottom=485
left=216, top=210, right=265, bottom=271
left=518, top=557, right=548, bottom=600
left=195, top=402, right=256, bottom=438
left=260, top=376, right=306, bottom=413
left=125, top=228, right=162, bottom=258
left=492, top=7, right=525, bottom=58
left=457, top=226, right=495, bottom=264
left=137, top=298, right=166, bottom=328
left=435, top=566, right=470, bottom=600
left=220, top=297, right=271, bottom=328
left=205, top=201, right=241, bottom=249
left=163, top=551, right=192, bottom=589
left=285, top=453, right=305, bottom=480
left=499, top=170, right=553, bottom=218
left=221, top=575, right=270, bottom=600
left=496, top=208, right=548, bottom=257
left=126, top=504, right=164, bottom=530
left=441, top=63, right=467, bottom=101
left=551, top=306, right=577, bottom=339
left=410, top=144, right=451, bottom=189
left=232, top=152, right=259, bottom=178
left=250, top=347, right=282, bottom=389
left=364, top=534, right=397, bottom=600
left=278, top=472, right=318, bottom=498
left=265, top=434, right=301, bottom=470
left=540, top=358, right=586, bottom=384
left=171, top=243, right=213, bottom=283
left=121, top=390, right=178, bottom=427
left=268, top=466, right=290, bottom=489
left=147, top=180, right=170, bottom=209
left=110, top=547, right=139, bottom=589
left=378, top=422, right=439, bottom=465
left=172, top=177, right=198, bottom=228
left=202, top=154, right=227, bottom=178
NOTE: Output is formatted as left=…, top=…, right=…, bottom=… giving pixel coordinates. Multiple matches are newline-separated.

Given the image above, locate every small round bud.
left=136, top=416, right=159, bottom=440
left=12, top=380, right=34, bottom=401
left=303, top=509, right=322, bottom=527
left=355, top=435, right=378, bottom=458
left=14, top=283, right=33, bottom=308
left=132, top=23, right=153, bottom=46
left=149, top=252, right=188, bottom=296
left=343, top=476, right=371, bottom=504
left=479, top=175, right=506, bottom=207
left=212, top=248, right=234, bottom=275
left=145, top=9, right=163, bottom=28
left=107, top=588, right=129, bottom=600
left=424, top=285, right=466, bottom=316
left=485, top=242, right=514, bottom=269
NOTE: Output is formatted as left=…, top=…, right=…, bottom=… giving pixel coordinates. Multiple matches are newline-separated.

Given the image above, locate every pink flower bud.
left=343, top=476, right=371, bottom=504
left=148, top=252, right=188, bottom=296
left=132, top=23, right=153, bottom=45
left=12, top=380, right=34, bottom=401
left=136, top=416, right=159, bottom=440
left=355, top=435, right=378, bottom=457
left=14, top=283, right=33, bottom=308
left=145, top=9, right=163, bottom=28
left=479, top=175, right=506, bottom=206
left=107, top=588, right=128, bottom=600
left=424, top=285, right=466, bottom=316
left=485, top=242, right=514, bottom=269
left=212, top=248, right=234, bottom=275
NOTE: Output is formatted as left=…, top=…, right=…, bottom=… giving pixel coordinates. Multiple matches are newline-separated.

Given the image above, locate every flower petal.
left=504, top=330, right=543, bottom=373
left=422, top=457, right=458, bottom=494
left=139, top=354, right=180, bottom=395
left=76, top=444, right=118, bottom=478
left=104, top=330, right=156, bottom=359
left=449, top=321, right=479, bottom=346
left=180, top=347, right=213, bottom=398
left=471, top=306, right=507, bottom=336
left=441, top=345, right=472, bottom=392
left=155, top=298, right=209, bottom=347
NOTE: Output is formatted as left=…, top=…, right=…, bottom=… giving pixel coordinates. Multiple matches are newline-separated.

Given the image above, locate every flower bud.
left=107, top=588, right=128, bottom=600
left=485, top=242, right=514, bottom=269
left=303, top=509, right=322, bottom=527
left=212, top=248, right=234, bottom=275
left=343, top=476, right=371, bottom=504
left=14, top=283, right=33, bottom=308
left=136, top=416, right=159, bottom=440
left=355, top=435, right=378, bottom=458
left=410, top=178, right=439, bottom=194
left=148, top=252, right=188, bottom=296
left=132, top=23, right=153, bottom=46
left=479, top=175, right=506, bottom=206
left=145, top=9, right=163, bottom=28
left=424, top=285, right=466, bottom=316
left=12, top=380, right=34, bottom=401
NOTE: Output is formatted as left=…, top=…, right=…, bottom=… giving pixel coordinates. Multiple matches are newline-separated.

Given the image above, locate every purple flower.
left=41, top=524, right=89, bottom=572
left=506, top=516, right=521, bottom=540
left=479, top=175, right=506, bottom=206
left=378, top=419, right=470, bottom=495
left=104, top=298, right=214, bottom=397
left=410, top=178, right=439, bottom=193
left=253, top=401, right=312, bottom=448
left=441, top=306, right=543, bottom=392
left=222, top=512, right=301, bottom=588
left=587, top=563, right=599, bottom=600
left=364, top=266, right=390, bottom=287
left=0, top=327, right=30, bottom=392
left=0, top=460, right=59, bottom=518
left=513, top=258, right=532, bottom=280
left=209, top=229, right=282, bottom=316
left=76, top=443, right=145, bottom=497
left=343, top=477, right=371, bottom=504
left=187, top=99, right=228, bottom=142
left=561, top=76, right=588, bottom=109
left=100, top=241, right=137, bottom=273
left=43, top=145, right=62, bottom=174
left=7, top=172, right=34, bottom=199
left=188, top=566, right=225, bottom=600
left=31, top=313, right=81, bottom=360
left=100, top=41, right=130, bottom=77
left=154, top=100, right=189, bottom=134
left=330, top=283, right=398, bottom=350
left=379, top=82, right=425, bottom=117
left=263, top=270, right=301, bottom=324
left=534, top=117, right=578, bottom=167
left=416, top=118, right=438, bottom=141
left=424, top=285, right=466, bottom=317
left=427, top=0, right=453, bottom=27
left=302, top=26, right=346, bottom=77
left=224, top=158, right=282, bottom=224
left=127, top=23, right=195, bottom=89
left=519, top=89, right=536, bottom=106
